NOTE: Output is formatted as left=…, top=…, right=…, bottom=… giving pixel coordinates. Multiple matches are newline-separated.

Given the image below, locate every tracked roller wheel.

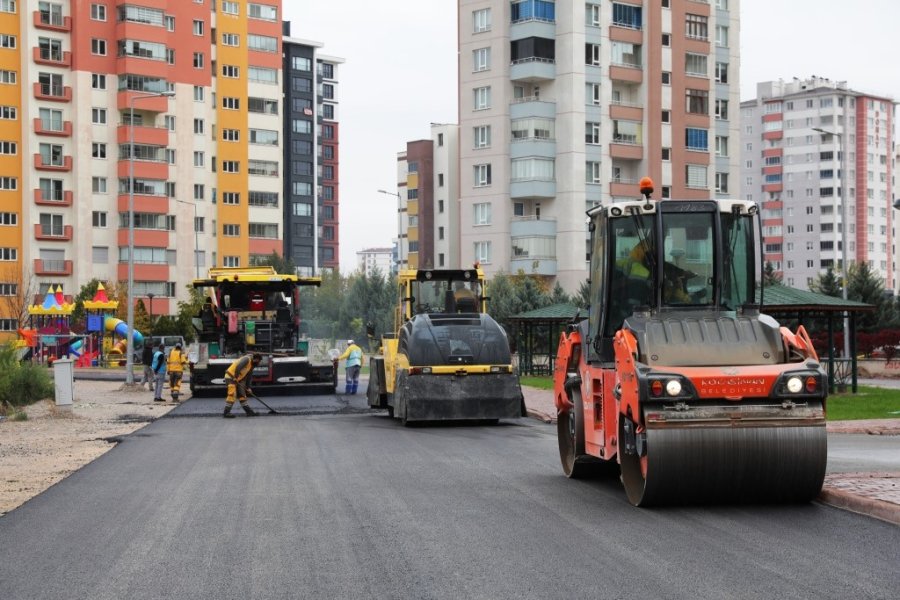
left=619, top=403, right=828, bottom=506
left=558, top=388, right=590, bottom=478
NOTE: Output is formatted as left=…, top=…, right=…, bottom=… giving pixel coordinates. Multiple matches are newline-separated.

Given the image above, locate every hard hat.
left=175, top=343, right=182, bottom=349
left=347, top=339, right=354, bottom=345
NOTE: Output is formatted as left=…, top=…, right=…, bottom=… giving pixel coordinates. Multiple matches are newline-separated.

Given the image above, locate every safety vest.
left=225, top=355, right=255, bottom=382
left=167, top=348, right=188, bottom=373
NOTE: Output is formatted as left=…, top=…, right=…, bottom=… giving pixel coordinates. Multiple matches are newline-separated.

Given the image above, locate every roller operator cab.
left=188, top=267, right=337, bottom=395
left=554, top=180, right=827, bottom=506
left=367, top=268, right=524, bottom=425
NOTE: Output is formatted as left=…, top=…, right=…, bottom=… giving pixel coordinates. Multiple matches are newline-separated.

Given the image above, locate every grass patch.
left=519, top=376, right=553, bottom=390
left=516, top=377, right=900, bottom=422
left=827, top=386, right=900, bottom=421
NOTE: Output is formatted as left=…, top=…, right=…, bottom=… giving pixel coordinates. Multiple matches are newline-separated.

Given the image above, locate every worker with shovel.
left=223, top=353, right=261, bottom=418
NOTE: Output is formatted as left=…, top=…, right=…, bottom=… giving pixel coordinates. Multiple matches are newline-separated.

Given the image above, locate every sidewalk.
left=522, top=385, right=900, bottom=525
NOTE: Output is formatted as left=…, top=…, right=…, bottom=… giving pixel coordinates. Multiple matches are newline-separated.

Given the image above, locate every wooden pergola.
left=507, top=285, right=874, bottom=392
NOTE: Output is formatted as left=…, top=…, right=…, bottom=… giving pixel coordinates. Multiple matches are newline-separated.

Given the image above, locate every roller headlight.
left=786, top=376, right=803, bottom=393
left=666, top=380, right=682, bottom=396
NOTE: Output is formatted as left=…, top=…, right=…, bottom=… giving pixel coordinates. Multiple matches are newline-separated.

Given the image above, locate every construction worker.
left=223, top=353, right=261, bottom=418
left=167, top=343, right=189, bottom=401
left=151, top=342, right=166, bottom=402
left=337, top=339, right=363, bottom=394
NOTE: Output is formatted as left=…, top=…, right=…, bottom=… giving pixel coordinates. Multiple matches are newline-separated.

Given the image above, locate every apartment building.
left=740, top=77, right=896, bottom=291
left=391, top=124, right=460, bottom=270
left=356, top=246, right=394, bottom=277
left=282, top=29, right=342, bottom=275
left=0, top=0, right=287, bottom=337
left=0, top=0, right=22, bottom=337
left=458, top=0, right=740, bottom=291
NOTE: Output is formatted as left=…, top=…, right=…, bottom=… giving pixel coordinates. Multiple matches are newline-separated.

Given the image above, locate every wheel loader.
left=367, top=268, right=524, bottom=425
left=554, top=178, right=827, bottom=505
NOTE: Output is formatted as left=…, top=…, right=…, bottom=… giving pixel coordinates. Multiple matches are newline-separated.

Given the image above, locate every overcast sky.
left=282, top=1, right=900, bottom=272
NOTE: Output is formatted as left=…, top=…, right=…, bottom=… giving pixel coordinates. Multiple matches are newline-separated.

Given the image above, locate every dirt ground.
left=0, top=380, right=177, bottom=517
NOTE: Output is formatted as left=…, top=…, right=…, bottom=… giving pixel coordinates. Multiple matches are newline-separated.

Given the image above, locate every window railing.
left=612, top=134, right=639, bottom=145
left=511, top=57, right=555, bottom=66
left=39, top=48, right=64, bottom=62
left=39, top=83, right=64, bottom=97
left=39, top=11, right=64, bottom=27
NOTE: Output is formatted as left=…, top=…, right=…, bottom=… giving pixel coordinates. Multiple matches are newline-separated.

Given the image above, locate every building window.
left=473, top=164, right=491, bottom=187
left=90, top=4, right=106, bottom=21
left=685, top=53, right=707, bottom=77
left=715, top=99, right=728, bottom=120
left=222, top=97, right=240, bottom=110
left=474, top=241, right=492, bottom=264
left=91, top=38, right=106, bottom=55
left=715, top=136, right=728, bottom=157
left=715, top=25, right=729, bottom=47
left=292, top=56, right=311, bottom=71
left=686, top=164, right=707, bottom=189
left=585, top=122, right=600, bottom=145
left=586, top=161, right=601, bottom=183
left=715, top=172, right=728, bottom=193
left=473, top=47, right=490, bottom=72
left=92, top=211, right=107, bottom=228
left=686, top=89, right=709, bottom=114
left=222, top=65, right=240, bottom=78
left=222, top=33, right=239, bottom=47
left=193, top=119, right=204, bottom=134
left=473, top=202, right=491, bottom=225
left=473, top=8, right=491, bottom=33
left=91, top=108, right=107, bottom=124
left=92, top=176, right=107, bottom=193
left=585, top=43, right=601, bottom=66
left=685, top=14, right=708, bottom=40
left=222, top=161, right=239, bottom=173
left=473, top=86, right=491, bottom=110
left=223, top=224, right=240, bottom=237
left=715, top=62, right=728, bottom=83
left=685, top=128, right=708, bottom=151
left=92, top=142, right=106, bottom=158
left=474, top=125, right=491, bottom=148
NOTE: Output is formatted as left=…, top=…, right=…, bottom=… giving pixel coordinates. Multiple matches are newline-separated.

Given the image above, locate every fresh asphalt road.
left=1, top=388, right=899, bottom=600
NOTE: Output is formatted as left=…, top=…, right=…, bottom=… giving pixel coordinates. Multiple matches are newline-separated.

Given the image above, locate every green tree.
left=847, top=262, right=897, bottom=330
left=573, top=280, right=591, bottom=309
left=254, top=252, right=297, bottom=275
left=549, top=281, right=570, bottom=305
left=809, top=267, right=842, bottom=297
left=763, top=261, right=783, bottom=287
left=175, top=285, right=205, bottom=343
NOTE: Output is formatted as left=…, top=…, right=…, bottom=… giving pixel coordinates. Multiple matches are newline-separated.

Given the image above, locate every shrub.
left=0, top=343, right=54, bottom=409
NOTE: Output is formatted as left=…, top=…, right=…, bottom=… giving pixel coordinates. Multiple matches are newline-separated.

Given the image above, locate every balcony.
left=34, top=10, right=72, bottom=32
left=117, top=90, right=170, bottom=113
left=510, top=178, right=555, bottom=200
left=609, top=64, right=643, bottom=84
left=510, top=96, right=556, bottom=120
left=33, top=117, right=72, bottom=137
left=33, top=82, right=72, bottom=102
left=510, top=19, right=555, bottom=42
left=34, top=259, right=73, bottom=276
left=34, top=153, right=72, bottom=172
left=117, top=158, right=169, bottom=180
left=510, top=217, right=558, bottom=276
left=609, top=103, right=643, bottom=122
left=34, top=224, right=73, bottom=242
left=510, top=137, right=556, bottom=160
left=510, top=58, right=555, bottom=83
left=117, top=124, right=169, bottom=146
left=33, top=46, right=72, bottom=67
left=34, top=189, right=73, bottom=206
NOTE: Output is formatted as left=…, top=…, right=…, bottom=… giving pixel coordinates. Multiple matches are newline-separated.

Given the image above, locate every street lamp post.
left=176, top=198, right=200, bottom=279
left=813, top=127, right=850, bottom=360
left=377, top=188, right=403, bottom=268
left=147, top=293, right=155, bottom=334
left=125, top=90, right=174, bottom=385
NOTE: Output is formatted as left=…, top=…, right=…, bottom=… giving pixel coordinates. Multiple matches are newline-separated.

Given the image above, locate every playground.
left=17, top=283, right=145, bottom=368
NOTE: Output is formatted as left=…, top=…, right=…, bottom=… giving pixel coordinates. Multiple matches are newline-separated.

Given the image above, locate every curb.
left=818, top=488, right=900, bottom=526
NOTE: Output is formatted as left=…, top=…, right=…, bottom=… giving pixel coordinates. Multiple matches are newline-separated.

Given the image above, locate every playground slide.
left=105, top=318, right=144, bottom=355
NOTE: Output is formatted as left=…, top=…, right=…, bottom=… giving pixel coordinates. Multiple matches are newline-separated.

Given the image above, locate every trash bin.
left=53, top=357, right=74, bottom=409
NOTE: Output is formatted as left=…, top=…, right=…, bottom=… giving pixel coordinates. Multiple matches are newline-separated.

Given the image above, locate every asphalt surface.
left=1, top=388, right=899, bottom=599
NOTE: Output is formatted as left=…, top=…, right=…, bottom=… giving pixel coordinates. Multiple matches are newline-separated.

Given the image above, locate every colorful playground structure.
left=18, top=283, right=144, bottom=367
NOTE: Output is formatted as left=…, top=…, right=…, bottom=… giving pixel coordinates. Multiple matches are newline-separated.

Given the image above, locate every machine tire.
left=366, top=358, right=386, bottom=408
left=558, top=387, right=589, bottom=478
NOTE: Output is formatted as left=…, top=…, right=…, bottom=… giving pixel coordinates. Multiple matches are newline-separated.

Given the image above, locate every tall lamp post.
left=146, top=293, right=155, bottom=335
left=176, top=198, right=200, bottom=279
left=377, top=188, right=403, bottom=269
left=125, top=90, right=174, bottom=385
left=813, top=127, right=850, bottom=360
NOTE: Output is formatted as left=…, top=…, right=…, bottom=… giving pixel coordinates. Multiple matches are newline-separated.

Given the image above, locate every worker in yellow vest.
left=223, top=353, right=261, bottom=418
left=167, top=343, right=189, bottom=402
